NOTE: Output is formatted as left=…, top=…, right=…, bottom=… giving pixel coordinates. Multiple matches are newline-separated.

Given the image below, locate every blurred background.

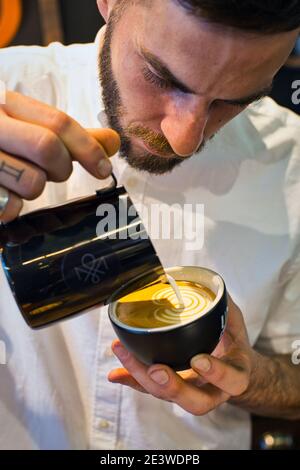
left=0, top=0, right=300, bottom=450
left=0, top=0, right=104, bottom=47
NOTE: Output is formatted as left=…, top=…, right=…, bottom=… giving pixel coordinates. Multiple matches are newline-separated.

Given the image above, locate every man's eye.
left=142, top=66, right=172, bottom=90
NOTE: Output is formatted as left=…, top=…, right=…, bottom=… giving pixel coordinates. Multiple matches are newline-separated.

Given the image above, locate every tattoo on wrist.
left=0, top=161, right=24, bottom=182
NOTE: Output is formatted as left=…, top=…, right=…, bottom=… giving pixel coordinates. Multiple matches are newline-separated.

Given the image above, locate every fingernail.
left=98, top=158, right=112, bottom=178
left=193, top=356, right=211, bottom=372
left=114, top=344, right=129, bottom=361
left=150, top=369, right=169, bottom=385
left=0, top=187, right=9, bottom=216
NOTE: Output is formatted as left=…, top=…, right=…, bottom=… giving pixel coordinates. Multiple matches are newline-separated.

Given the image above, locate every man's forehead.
left=128, top=0, right=298, bottom=55
left=131, top=4, right=297, bottom=74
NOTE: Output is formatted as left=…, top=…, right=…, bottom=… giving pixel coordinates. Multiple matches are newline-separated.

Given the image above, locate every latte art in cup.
left=116, top=280, right=216, bottom=329
left=109, top=266, right=227, bottom=370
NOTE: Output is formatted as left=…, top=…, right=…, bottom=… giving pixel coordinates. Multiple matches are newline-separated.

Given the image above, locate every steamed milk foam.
left=116, top=277, right=216, bottom=329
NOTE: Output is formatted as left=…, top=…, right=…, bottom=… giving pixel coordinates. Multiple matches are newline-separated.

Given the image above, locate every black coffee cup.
left=108, top=266, right=228, bottom=371
left=0, top=175, right=164, bottom=328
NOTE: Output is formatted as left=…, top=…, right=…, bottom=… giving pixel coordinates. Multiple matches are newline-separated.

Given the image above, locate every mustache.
left=125, top=125, right=179, bottom=158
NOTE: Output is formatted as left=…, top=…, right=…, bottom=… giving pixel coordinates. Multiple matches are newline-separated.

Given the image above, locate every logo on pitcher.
left=74, top=254, right=110, bottom=285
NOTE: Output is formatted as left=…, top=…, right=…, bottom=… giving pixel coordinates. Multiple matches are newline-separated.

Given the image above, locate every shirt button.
left=98, top=419, right=110, bottom=429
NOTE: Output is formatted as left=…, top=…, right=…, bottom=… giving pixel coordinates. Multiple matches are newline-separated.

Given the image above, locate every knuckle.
left=190, top=400, right=220, bottom=417
left=186, top=401, right=208, bottom=416
left=190, top=408, right=205, bottom=417
left=52, top=160, right=73, bottom=182
left=23, top=170, right=47, bottom=200
left=83, top=140, right=105, bottom=161
left=154, top=380, right=181, bottom=402
left=34, top=131, right=61, bottom=163
left=152, top=388, right=169, bottom=400
left=48, top=110, right=71, bottom=136
left=232, top=375, right=250, bottom=397
left=213, top=367, right=227, bottom=384
left=167, top=382, right=181, bottom=401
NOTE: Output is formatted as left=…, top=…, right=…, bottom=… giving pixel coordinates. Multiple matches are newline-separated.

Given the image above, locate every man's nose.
left=160, top=98, right=210, bottom=157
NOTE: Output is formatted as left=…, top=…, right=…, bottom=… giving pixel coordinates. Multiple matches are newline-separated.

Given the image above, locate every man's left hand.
left=108, top=296, right=257, bottom=416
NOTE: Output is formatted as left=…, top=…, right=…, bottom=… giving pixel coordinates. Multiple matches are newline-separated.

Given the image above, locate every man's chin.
left=118, top=149, right=184, bottom=175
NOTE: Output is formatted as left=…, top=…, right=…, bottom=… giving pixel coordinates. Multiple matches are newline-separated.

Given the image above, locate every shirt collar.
left=93, top=26, right=110, bottom=127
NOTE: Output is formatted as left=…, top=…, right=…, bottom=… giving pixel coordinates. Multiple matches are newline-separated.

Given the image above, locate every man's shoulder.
left=245, top=97, right=300, bottom=164
left=220, top=96, right=300, bottom=162
left=0, top=42, right=96, bottom=107
left=0, top=41, right=96, bottom=68
left=246, top=96, right=300, bottom=133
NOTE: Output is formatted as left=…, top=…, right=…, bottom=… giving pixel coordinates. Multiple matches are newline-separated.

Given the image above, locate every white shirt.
left=0, top=29, right=300, bottom=450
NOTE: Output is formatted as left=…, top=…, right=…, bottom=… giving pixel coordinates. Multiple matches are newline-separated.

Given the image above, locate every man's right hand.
left=0, top=91, right=120, bottom=223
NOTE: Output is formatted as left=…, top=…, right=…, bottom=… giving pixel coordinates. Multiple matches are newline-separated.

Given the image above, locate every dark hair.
left=175, top=0, right=300, bottom=34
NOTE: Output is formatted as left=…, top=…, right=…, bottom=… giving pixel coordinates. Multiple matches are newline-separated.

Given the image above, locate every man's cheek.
left=123, top=78, right=164, bottom=117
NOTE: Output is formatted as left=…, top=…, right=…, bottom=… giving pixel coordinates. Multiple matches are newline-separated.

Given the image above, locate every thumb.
left=86, top=128, right=121, bottom=157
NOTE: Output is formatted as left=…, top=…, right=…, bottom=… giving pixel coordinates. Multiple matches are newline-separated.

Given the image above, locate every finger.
left=111, top=340, right=158, bottom=394
left=212, top=294, right=250, bottom=360
left=0, top=187, right=23, bottom=223
left=110, top=366, right=207, bottom=388
left=108, top=368, right=148, bottom=394
left=111, top=338, right=207, bottom=390
left=0, top=116, right=73, bottom=182
left=3, top=92, right=113, bottom=179
left=178, top=369, right=208, bottom=387
left=0, top=150, right=47, bottom=200
left=226, top=294, right=248, bottom=340
left=112, top=340, right=227, bottom=415
left=86, top=128, right=120, bottom=157
left=191, top=354, right=250, bottom=396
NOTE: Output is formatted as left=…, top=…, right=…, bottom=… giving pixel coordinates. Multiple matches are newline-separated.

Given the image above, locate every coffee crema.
left=116, top=280, right=216, bottom=329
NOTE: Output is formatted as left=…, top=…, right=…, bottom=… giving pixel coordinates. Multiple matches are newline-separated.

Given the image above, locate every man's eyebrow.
left=138, top=45, right=273, bottom=106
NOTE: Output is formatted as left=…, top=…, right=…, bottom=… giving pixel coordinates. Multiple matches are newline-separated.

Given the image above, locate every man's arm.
left=231, top=352, right=300, bottom=420
left=108, top=297, right=300, bottom=420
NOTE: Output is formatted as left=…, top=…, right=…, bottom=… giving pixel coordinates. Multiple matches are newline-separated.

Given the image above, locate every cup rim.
left=108, top=266, right=226, bottom=334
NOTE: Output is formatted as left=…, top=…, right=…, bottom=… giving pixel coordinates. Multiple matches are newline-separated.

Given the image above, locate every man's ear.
left=96, top=0, right=118, bottom=22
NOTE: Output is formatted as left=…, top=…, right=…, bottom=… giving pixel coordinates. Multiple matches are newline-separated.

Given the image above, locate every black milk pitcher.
left=0, top=175, right=164, bottom=329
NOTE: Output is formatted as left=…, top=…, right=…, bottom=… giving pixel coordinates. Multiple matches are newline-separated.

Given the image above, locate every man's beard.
left=98, top=15, right=207, bottom=175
